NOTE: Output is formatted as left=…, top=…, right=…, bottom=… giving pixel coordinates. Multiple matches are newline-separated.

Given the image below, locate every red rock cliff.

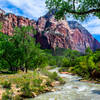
left=0, top=9, right=37, bottom=36
left=36, top=11, right=100, bottom=52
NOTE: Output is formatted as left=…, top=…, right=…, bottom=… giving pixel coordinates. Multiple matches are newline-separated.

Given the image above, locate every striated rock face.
left=36, top=14, right=75, bottom=50
left=0, top=9, right=100, bottom=52
left=68, top=21, right=100, bottom=52
left=0, top=10, right=37, bottom=36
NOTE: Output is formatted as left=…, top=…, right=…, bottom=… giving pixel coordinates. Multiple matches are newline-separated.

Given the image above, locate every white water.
left=27, top=68, right=100, bottom=100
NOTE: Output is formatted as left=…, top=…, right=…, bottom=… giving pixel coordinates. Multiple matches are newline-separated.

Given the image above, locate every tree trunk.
left=25, top=67, right=28, bottom=73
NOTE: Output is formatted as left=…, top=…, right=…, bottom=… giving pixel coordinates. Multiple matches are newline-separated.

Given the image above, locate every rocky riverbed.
left=27, top=68, right=100, bottom=100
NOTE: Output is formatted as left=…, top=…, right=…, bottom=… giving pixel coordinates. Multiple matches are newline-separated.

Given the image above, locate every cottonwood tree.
left=0, top=24, right=48, bottom=73
left=0, top=31, right=21, bottom=72
left=46, top=0, right=100, bottom=21
left=13, top=26, right=37, bottom=73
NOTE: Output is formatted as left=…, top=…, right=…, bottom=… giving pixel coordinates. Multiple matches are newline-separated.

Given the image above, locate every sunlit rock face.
left=36, top=12, right=75, bottom=50
left=36, top=11, right=100, bottom=52
left=0, top=9, right=100, bottom=52
left=68, top=21, right=100, bottom=52
left=0, top=11, right=37, bottom=36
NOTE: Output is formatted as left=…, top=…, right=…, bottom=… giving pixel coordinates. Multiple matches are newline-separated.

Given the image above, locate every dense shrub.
left=2, top=81, right=11, bottom=89
left=70, top=54, right=100, bottom=79
left=61, top=57, right=70, bottom=67
left=58, top=48, right=100, bottom=80
left=21, top=82, right=33, bottom=98
left=2, top=90, right=23, bottom=100
left=48, top=58, right=57, bottom=66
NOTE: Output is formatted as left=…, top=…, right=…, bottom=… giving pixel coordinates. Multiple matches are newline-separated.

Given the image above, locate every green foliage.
left=32, top=78, right=42, bottom=87
left=61, top=57, right=70, bottom=67
left=64, top=49, right=81, bottom=59
left=0, top=25, right=48, bottom=72
left=2, top=90, right=13, bottom=100
left=40, top=69, right=57, bottom=81
left=13, top=26, right=39, bottom=72
left=21, top=82, right=33, bottom=98
left=48, top=57, right=57, bottom=66
left=57, top=48, right=100, bottom=80
left=2, top=81, right=11, bottom=89
left=94, top=50, right=100, bottom=62
left=0, top=32, right=18, bottom=71
left=85, top=47, right=93, bottom=55
left=33, top=52, right=48, bottom=69
left=31, top=78, right=45, bottom=93
left=0, top=23, right=2, bottom=31
left=70, top=51, right=100, bottom=79
left=45, top=48, right=81, bottom=67
left=46, top=0, right=100, bottom=21
left=0, top=69, right=64, bottom=99
left=2, top=90, right=23, bottom=100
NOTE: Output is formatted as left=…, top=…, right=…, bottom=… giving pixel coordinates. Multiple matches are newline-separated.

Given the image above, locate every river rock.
left=51, top=81, right=60, bottom=87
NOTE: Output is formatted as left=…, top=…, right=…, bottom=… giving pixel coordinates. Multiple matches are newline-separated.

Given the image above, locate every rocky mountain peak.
left=0, top=8, right=5, bottom=14
left=0, top=8, right=5, bottom=17
left=43, top=9, right=57, bottom=19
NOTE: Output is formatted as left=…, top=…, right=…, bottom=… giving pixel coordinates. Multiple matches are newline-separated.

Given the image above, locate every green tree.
left=33, top=51, right=48, bottom=69
left=87, top=56, right=96, bottom=71
left=0, top=32, right=20, bottom=72
left=13, top=26, right=38, bottom=73
left=46, top=0, right=100, bottom=20
left=85, top=47, right=93, bottom=55
left=0, top=25, right=48, bottom=73
left=94, top=50, right=100, bottom=62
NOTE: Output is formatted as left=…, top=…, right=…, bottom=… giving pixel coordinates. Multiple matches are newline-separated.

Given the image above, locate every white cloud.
left=67, top=16, right=100, bottom=35
left=7, top=0, right=48, bottom=18
left=82, top=18, right=100, bottom=27
left=82, top=17, right=100, bottom=35
left=85, top=26, right=100, bottom=35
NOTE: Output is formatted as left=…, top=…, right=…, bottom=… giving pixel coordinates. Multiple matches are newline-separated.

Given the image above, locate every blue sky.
left=0, top=0, right=100, bottom=35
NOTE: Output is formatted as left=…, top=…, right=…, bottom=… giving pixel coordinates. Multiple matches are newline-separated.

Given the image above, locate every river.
left=27, top=68, right=100, bottom=100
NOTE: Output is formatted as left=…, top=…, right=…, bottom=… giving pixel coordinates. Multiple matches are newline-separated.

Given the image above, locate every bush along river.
left=26, top=68, right=100, bottom=100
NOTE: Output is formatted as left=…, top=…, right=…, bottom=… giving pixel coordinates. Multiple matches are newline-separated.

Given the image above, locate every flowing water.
left=27, top=68, right=100, bottom=100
